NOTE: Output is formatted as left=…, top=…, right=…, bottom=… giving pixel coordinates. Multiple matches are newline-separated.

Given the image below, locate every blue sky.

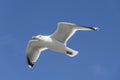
left=0, top=0, right=120, bottom=80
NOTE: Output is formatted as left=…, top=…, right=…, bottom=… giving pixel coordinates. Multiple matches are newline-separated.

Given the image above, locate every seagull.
left=26, top=22, right=99, bottom=68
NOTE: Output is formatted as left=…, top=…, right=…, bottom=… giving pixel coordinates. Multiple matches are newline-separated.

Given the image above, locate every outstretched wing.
left=26, top=40, right=47, bottom=68
left=51, top=22, right=99, bottom=44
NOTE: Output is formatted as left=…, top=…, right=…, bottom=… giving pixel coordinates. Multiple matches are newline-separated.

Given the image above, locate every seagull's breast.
left=45, top=37, right=66, bottom=53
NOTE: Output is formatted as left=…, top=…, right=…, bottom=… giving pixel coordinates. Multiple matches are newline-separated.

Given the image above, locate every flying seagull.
left=26, top=22, right=99, bottom=68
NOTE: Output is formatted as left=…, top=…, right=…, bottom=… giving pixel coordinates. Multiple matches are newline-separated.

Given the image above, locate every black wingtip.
left=77, top=24, right=100, bottom=31
left=27, top=56, right=34, bottom=68
left=82, top=26, right=100, bottom=31
left=91, top=27, right=100, bottom=31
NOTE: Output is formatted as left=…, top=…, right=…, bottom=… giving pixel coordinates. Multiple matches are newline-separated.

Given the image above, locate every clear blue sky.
left=0, top=0, right=120, bottom=80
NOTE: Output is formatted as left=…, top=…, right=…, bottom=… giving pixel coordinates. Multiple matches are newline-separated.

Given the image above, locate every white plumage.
left=26, top=22, right=99, bottom=68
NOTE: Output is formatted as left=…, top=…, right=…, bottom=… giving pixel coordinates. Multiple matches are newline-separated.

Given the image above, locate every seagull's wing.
left=51, top=22, right=99, bottom=44
left=26, top=40, right=47, bottom=68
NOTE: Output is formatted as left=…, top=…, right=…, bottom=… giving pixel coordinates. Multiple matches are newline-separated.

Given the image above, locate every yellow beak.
left=32, top=36, right=38, bottom=39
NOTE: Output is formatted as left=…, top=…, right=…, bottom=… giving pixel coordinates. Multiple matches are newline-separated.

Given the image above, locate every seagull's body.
left=26, top=22, right=99, bottom=68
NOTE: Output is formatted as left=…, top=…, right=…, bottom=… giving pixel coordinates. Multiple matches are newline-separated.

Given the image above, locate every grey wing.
left=51, top=22, right=99, bottom=44
left=26, top=40, right=47, bottom=68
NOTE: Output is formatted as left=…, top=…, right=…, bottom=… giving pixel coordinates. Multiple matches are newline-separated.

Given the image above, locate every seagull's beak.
left=32, top=36, right=38, bottom=39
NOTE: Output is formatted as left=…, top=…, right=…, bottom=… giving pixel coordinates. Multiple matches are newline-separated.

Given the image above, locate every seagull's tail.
left=65, top=47, right=78, bottom=57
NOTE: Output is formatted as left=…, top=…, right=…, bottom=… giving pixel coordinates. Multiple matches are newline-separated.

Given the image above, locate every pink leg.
left=66, top=51, right=73, bottom=55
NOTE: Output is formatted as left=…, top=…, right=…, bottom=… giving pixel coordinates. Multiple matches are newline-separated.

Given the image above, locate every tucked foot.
left=66, top=51, right=73, bottom=55
left=65, top=48, right=78, bottom=57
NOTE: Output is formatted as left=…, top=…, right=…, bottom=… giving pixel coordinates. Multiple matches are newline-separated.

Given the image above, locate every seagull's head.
left=32, top=35, right=42, bottom=40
